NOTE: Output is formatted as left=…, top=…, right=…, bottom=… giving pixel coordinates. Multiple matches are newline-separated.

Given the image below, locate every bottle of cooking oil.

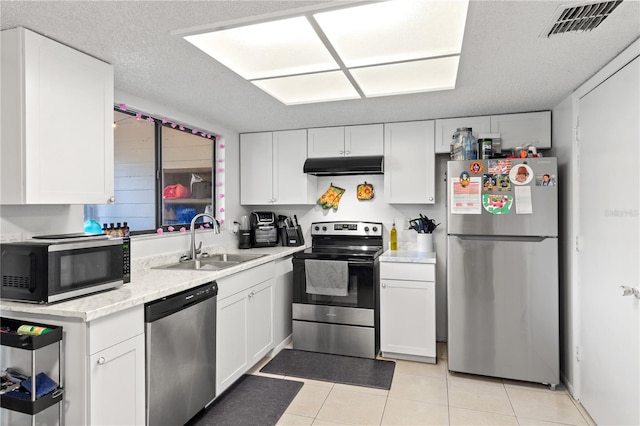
left=390, top=220, right=398, bottom=251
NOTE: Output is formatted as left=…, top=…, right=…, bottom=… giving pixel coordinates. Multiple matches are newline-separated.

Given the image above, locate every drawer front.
left=217, top=262, right=276, bottom=300
left=89, top=305, right=144, bottom=355
left=380, top=262, right=435, bottom=281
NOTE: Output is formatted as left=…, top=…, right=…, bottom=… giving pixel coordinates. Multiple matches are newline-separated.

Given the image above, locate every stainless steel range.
left=292, top=221, right=383, bottom=359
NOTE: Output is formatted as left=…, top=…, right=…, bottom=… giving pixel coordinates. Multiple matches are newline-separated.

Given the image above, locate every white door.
left=578, top=56, right=639, bottom=425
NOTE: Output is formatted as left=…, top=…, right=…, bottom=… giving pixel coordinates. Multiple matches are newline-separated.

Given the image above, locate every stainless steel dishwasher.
left=145, top=281, right=217, bottom=426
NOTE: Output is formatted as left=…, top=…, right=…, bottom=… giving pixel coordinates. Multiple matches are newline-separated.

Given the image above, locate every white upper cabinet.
left=384, top=120, right=435, bottom=204
left=307, top=126, right=345, bottom=158
left=240, top=129, right=316, bottom=205
left=434, top=116, right=491, bottom=154
left=490, top=111, right=551, bottom=150
left=434, top=111, right=552, bottom=154
left=1, top=27, right=114, bottom=204
left=307, top=124, right=383, bottom=158
left=345, top=124, right=384, bottom=156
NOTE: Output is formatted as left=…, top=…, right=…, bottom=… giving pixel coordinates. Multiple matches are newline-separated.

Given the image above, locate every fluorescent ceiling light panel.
left=252, top=71, right=360, bottom=105
left=351, top=56, right=460, bottom=97
left=314, top=0, right=469, bottom=67
left=181, top=0, right=469, bottom=104
left=184, top=17, right=338, bottom=80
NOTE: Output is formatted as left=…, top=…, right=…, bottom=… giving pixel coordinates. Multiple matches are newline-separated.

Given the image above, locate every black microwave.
left=0, top=237, right=130, bottom=304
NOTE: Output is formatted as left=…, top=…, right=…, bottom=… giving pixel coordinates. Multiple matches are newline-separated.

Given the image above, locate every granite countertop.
left=0, top=245, right=305, bottom=322
left=379, top=249, right=437, bottom=264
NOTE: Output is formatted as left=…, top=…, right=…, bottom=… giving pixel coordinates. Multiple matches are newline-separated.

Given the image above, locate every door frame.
left=569, top=38, right=640, bottom=400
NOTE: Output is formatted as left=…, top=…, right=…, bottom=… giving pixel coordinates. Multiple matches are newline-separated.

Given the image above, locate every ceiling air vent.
left=543, top=1, right=622, bottom=37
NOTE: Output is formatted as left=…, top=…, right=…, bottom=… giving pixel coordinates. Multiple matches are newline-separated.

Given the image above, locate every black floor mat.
left=260, top=349, right=395, bottom=390
left=186, top=374, right=303, bottom=426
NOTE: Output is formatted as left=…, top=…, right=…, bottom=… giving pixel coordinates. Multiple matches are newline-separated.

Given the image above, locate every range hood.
left=303, top=155, right=384, bottom=176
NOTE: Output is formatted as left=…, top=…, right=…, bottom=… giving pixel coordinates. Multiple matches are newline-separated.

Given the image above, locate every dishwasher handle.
left=145, top=281, right=218, bottom=323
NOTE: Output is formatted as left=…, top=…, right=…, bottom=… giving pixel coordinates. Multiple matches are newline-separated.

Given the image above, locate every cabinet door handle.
left=339, top=150, right=344, bottom=155
left=97, top=357, right=106, bottom=365
left=381, top=282, right=386, bottom=288
left=345, top=150, right=350, bottom=155
left=108, top=196, right=115, bottom=203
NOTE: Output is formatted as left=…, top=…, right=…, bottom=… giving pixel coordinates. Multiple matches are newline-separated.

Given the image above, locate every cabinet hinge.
left=575, top=235, right=582, bottom=252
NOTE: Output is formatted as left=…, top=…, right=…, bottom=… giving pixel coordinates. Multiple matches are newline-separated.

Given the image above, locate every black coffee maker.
left=237, top=215, right=252, bottom=249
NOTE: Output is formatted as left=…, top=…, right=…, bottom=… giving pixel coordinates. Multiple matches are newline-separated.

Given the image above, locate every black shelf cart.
left=1, top=317, right=64, bottom=423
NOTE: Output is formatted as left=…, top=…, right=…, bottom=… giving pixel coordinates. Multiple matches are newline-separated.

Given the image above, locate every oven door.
left=292, top=257, right=377, bottom=309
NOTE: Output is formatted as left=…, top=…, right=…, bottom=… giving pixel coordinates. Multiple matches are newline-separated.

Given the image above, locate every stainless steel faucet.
left=190, top=213, right=220, bottom=267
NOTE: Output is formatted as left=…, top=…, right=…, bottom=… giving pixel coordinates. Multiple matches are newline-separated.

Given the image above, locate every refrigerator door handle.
left=453, top=235, right=553, bottom=243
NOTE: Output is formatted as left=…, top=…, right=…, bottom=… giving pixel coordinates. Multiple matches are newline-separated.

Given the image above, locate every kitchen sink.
left=153, top=253, right=267, bottom=271
left=201, top=253, right=266, bottom=262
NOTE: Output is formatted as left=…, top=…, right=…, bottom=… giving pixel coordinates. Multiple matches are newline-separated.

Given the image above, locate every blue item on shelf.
left=6, top=372, right=58, bottom=400
left=175, top=207, right=197, bottom=224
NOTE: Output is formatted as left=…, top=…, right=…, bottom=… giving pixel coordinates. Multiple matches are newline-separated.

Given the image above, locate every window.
left=84, top=108, right=215, bottom=234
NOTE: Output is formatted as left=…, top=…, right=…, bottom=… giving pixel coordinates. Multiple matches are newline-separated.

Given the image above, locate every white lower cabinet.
left=380, top=262, right=436, bottom=363
left=247, top=280, right=274, bottom=364
left=216, top=264, right=275, bottom=394
left=88, top=306, right=145, bottom=426
left=89, top=334, right=145, bottom=426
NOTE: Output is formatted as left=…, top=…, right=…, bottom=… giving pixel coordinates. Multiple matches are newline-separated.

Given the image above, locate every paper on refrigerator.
left=451, top=177, right=482, bottom=214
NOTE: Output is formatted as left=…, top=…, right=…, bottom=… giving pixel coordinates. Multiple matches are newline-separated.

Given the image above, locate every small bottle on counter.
left=17, top=325, right=52, bottom=335
left=390, top=220, right=398, bottom=251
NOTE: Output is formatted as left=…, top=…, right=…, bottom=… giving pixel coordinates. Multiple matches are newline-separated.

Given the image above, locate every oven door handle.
left=346, top=259, right=373, bottom=265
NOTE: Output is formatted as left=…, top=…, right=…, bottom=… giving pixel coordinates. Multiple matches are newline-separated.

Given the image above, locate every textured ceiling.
left=1, top=0, right=639, bottom=134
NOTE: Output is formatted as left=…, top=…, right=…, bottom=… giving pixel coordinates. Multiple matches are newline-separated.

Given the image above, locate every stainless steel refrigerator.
left=447, top=157, right=559, bottom=388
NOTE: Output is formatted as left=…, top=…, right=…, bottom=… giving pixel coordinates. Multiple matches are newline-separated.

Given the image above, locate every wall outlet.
left=0, top=233, right=22, bottom=243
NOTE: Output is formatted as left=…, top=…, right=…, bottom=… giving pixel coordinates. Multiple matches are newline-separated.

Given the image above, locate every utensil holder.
left=417, top=233, right=433, bottom=253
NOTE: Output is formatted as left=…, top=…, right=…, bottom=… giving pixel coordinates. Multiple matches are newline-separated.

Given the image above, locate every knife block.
left=281, top=226, right=305, bottom=246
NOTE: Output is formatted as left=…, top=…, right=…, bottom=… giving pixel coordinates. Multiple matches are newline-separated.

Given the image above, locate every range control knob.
left=364, top=227, right=370, bottom=232
left=314, top=226, right=320, bottom=231
left=322, top=226, right=327, bottom=231
left=372, top=226, right=378, bottom=232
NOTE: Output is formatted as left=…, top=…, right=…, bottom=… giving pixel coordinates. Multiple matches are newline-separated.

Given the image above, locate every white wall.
left=246, top=155, right=450, bottom=340
left=0, top=205, right=85, bottom=241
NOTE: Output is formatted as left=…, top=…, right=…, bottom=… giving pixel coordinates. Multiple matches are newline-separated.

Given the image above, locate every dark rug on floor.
left=260, top=349, right=395, bottom=390
left=186, top=374, right=303, bottom=426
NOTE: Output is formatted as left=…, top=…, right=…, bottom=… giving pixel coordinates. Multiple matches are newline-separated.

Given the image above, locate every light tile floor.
left=248, top=343, right=597, bottom=426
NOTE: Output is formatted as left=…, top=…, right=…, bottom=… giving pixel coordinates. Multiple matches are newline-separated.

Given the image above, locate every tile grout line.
left=312, top=381, right=335, bottom=424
